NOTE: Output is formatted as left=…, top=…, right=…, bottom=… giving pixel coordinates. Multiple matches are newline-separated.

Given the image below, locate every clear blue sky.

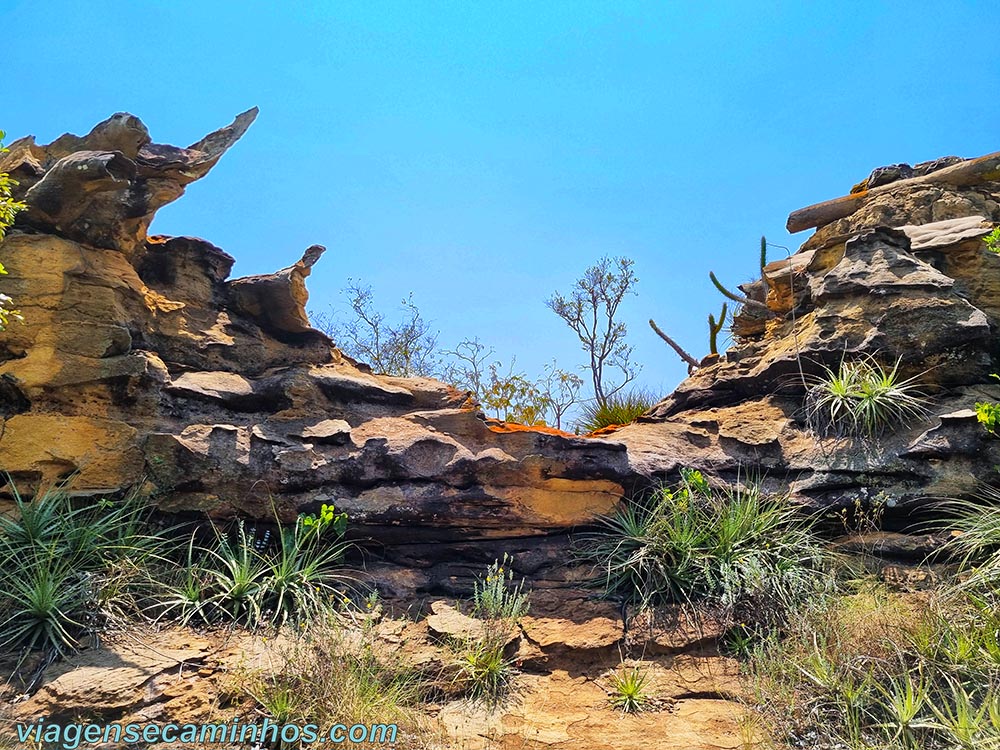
left=5, top=1, right=999, bottom=401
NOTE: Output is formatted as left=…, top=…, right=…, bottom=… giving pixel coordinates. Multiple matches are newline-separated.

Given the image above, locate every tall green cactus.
left=760, top=235, right=768, bottom=271
left=707, top=302, right=727, bottom=355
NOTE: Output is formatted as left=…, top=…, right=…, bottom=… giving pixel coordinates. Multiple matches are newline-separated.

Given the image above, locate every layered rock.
left=2, top=111, right=1000, bottom=553
left=0, top=113, right=628, bottom=545
left=617, top=161, right=1000, bottom=513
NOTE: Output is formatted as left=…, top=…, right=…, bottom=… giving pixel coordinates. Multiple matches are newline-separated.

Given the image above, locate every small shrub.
left=578, top=389, right=656, bottom=433
left=577, top=469, right=828, bottom=625
left=607, top=666, right=650, bottom=714
left=985, top=226, right=1000, bottom=254
left=803, top=354, right=930, bottom=438
left=471, top=554, right=530, bottom=623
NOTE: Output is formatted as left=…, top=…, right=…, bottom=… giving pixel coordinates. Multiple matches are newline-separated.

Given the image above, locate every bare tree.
left=537, top=361, right=583, bottom=430
left=546, top=256, right=639, bottom=407
left=441, top=337, right=493, bottom=397
left=312, top=279, right=440, bottom=377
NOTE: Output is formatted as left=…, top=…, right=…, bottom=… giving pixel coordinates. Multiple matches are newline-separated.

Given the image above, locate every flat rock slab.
left=16, top=632, right=211, bottom=716
left=437, top=666, right=746, bottom=750
left=427, top=601, right=486, bottom=642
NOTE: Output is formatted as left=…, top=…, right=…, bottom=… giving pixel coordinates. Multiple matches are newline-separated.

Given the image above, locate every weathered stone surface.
left=630, top=181, right=1000, bottom=512
left=2, top=109, right=257, bottom=255
left=426, top=601, right=486, bottom=641
left=0, top=114, right=630, bottom=544
left=3, top=114, right=1000, bottom=545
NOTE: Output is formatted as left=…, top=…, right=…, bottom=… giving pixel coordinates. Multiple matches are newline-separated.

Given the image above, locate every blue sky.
left=4, top=1, right=999, bottom=403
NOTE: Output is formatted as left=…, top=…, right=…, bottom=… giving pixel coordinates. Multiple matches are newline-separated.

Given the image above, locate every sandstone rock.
left=4, top=109, right=257, bottom=255
left=15, top=631, right=211, bottom=718
left=867, top=162, right=914, bottom=189
left=830, top=531, right=954, bottom=560
left=4, top=113, right=1000, bottom=556
left=0, top=112, right=633, bottom=543
left=227, top=244, right=326, bottom=334
left=426, top=601, right=486, bottom=642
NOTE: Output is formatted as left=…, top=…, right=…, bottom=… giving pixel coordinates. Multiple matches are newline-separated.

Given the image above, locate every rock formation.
left=617, top=162, right=1000, bottom=515
left=0, top=111, right=629, bottom=553
left=2, top=110, right=1000, bottom=568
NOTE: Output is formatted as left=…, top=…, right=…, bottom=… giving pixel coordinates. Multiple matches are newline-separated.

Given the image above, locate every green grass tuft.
left=578, top=390, right=657, bottom=432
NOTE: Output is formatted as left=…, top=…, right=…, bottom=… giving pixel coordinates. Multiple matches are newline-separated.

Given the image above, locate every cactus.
left=760, top=235, right=768, bottom=271
left=708, top=303, right=727, bottom=355
left=649, top=319, right=700, bottom=373
left=709, top=271, right=773, bottom=317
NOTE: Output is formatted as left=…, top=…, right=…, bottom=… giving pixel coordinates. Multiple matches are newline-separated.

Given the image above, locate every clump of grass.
left=803, top=354, right=930, bottom=439
left=233, top=609, right=430, bottom=747
left=156, top=504, right=352, bottom=630
left=0, top=478, right=166, bottom=657
left=577, top=469, right=828, bottom=626
left=607, top=665, right=651, bottom=714
left=578, top=390, right=656, bottom=432
left=746, top=579, right=1000, bottom=749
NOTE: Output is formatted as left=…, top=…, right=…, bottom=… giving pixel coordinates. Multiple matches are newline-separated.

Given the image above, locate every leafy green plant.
left=578, top=469, right=828, bottom=624
left=1, top=130, right=27, bottom=332
left=578, top=389, right=655, bottom=432
left=607, top=665, right=651, bottom=713
left=977, top=401, right=1000, bottom=436
left=984, top=226, right=1000, bottom=254
left=803, top=354, right=931, bottom=438
left=471, top=554, right=530, bottom=623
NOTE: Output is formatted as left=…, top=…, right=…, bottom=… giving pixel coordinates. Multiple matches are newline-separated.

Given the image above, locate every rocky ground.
left=1, top=587, right=746, bottom=750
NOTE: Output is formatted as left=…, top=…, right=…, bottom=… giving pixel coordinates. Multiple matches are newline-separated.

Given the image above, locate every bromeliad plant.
left=578, top=469, right=828, bottom=627
left=607, top=665, right=651, bottom=714
left=803, top=354, right=931, bottom=439
left=157, top=503, right=351, bottom=630
left=0, top=479, right=167, bottom=657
